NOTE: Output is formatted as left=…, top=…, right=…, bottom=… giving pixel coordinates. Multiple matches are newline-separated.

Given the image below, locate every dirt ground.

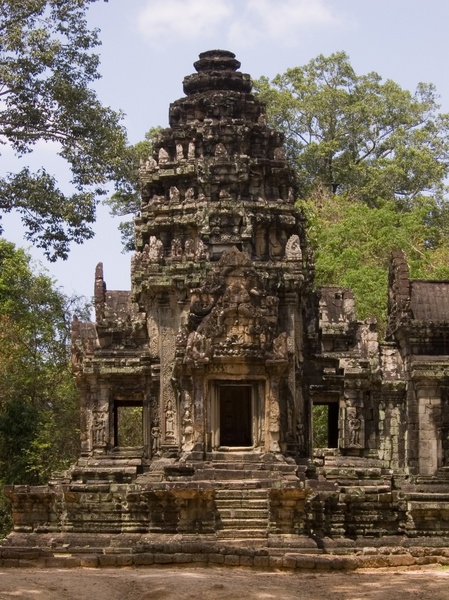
left=0, top=566, right=449, bottom=600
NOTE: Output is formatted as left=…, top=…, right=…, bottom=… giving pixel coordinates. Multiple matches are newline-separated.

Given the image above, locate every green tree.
left=106, top=127, right=162, bottom=251
left=255, top=53, right=449, bottom=331
left=302, top=191, right=449, bottom=331
left=312, top=405, right=329, bottom=448
left=0, top=240, right=89, bottom=535
left=0, top=0, right=126, bottom=260
left=254, top=52, right=449, bottom=205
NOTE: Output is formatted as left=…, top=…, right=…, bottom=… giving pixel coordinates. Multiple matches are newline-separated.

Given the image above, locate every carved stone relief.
left=344, top=405, right=364, bottom=448
left=148, top=236, right=164, bottom=262
left=178, top=248, right=287, bottom=363
left=92, top=411, right=106, bottom=447
left=285, top=234, right=302, bottom=261
left=158, top=147, right=169, bottom=164
left=171, top=238, right=183, bottom=261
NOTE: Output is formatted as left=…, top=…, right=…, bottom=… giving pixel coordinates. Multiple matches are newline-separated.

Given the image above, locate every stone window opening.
left=312, top=401, right=339, bottom=449
left=113, top=400, right=144, bottom=448
left=442, top=388, right=449, bottom=467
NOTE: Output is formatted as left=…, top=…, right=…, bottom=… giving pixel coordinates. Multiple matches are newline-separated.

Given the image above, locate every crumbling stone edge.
left=1, top=544, right=449, bottom=570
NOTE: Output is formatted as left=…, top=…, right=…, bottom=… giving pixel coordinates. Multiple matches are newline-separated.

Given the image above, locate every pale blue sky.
left=3, top=0, right=449, bottom=299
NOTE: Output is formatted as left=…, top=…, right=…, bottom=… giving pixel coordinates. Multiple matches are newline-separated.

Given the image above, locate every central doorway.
left=219, top=385, right=252, bottom=447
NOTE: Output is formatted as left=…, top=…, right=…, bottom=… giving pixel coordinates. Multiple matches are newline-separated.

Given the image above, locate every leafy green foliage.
left=0, top=483, right=11, bottom=538
left=106, top=127, right=162, bottom=251
left=0, top=240, right=89, bottom=535
left=255, top=53, right=449, bottom=332
left=0, top=0, right=127, bottom=259
left=312, top=405, right=329, bottom=448
left=302, top=190, right=449, bottom=332
left=254, top=52, right=449, bottom=204
left=116, top=406, right=143, bottom=447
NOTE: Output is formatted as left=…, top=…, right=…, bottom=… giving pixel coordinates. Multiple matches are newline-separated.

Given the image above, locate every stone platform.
left=4, top=451, right=449, bottom=568
left=2, top=531, right=449, bottom=570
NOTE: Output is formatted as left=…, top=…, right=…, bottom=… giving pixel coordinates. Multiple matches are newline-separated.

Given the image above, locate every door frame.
left=209, top=379, right=265, bottom=450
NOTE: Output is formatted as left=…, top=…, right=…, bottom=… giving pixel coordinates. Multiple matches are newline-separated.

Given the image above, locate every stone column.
left=158, top=303, right=178, bottom=448
left=79, top=380, right=91, bottom=456
left=190, top=366, right=206, bottom=455
left=265, top=369, right=282, bottom=452
left=284, top=290, right=302, bottom=454
left=416, top=384, right=442, bottom=476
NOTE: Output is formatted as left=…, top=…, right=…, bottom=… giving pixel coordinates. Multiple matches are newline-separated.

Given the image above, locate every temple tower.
left=6, top=50, right=449, bottom=549
left=130, top=49, right=311, bottom=460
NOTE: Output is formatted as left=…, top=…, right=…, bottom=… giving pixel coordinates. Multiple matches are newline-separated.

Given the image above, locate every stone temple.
left=4, top=50, right=449, bottom=563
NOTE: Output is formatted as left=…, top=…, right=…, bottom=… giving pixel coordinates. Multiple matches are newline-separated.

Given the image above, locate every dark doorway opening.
left=313, top=402, right=339, bottom=448
left=219, top=385, right=252, bottom=447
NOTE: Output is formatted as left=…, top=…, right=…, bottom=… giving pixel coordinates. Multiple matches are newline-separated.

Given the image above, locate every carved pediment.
left=180, top=247, right=286, bottom=363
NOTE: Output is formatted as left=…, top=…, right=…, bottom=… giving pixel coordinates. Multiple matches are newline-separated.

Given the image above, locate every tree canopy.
left=0, top=0, right=126, bottom=260
left=254, top=53, right=449, bottom=330
left=254, top=52, right=449, bottom=206
left=0, top=239, right=88, bottom=535
left=106, top=127, right=161, bottom=251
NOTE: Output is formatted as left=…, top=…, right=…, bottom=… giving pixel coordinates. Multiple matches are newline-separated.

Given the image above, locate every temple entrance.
left=312, top=402, right=339, bottom=448
left=113, top=400, right=144, bottom=448
left=219, top=385, right=252, bottom=447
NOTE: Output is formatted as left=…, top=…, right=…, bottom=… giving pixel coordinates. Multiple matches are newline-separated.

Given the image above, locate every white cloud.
left=137, top=0, right=347, bottom=49
left=231, top=0, right=343, bottom=47
left=137, top=0, right=232, bottom=44
left=250, top=0, right=339, bottom=30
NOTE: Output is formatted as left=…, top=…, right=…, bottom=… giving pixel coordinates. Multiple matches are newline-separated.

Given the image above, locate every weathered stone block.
left=45, top=556, right=80, bottom=568
left=153, top=553, right=174, bottom=564
left=98, top=555, right=117, bottom=567
left=253, top=555, right=270, bottom=568
left=133, top=553, right=154, bottom=565
left=80, top=554, right=100, bottom=567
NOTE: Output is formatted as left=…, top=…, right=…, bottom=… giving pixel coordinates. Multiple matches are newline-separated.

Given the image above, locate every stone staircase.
left=138, top=451, right=303, bottom=486
left=136, top=452, right=306, bottom=538
left=191, top=452, right=301, bottom=484
left=33, top=452, right=307, bottom=538
left=215, top=488, right=270, bottom=538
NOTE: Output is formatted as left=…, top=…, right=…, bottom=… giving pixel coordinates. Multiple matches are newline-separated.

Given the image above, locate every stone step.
left=220, top=518, right=268, bottom=529
left=215, top=489, right=269, bottom=499
left=216, top=529, right=268, bottom=539
left=70, top=469, right=138, bottom=484
left=405, top=491, right=449, bottom=501
left=215, top=500, right=268, bottom=509
left=214, top=480, right=272, bottom=490
left=267, top=535, right=323, bottom=550
left=321, top=467, right=384, bottom=478
left=68, top=483, right=112, bottom=492
left=219, top=509, right=268, bottom=519
left=194, top=462, right=298, bottom=473
left=204, top=452, right=267, bottom=462
left=321, top=459, right=385, bottom=469
left=192, top=469, right=283, bottom=481
left=319, top=475, right=391, bottom=486
left=268, top=546, right=322, bottom=555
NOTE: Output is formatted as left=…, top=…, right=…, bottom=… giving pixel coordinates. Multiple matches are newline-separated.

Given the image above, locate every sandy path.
left=1, top=566, right=449, bottom=600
